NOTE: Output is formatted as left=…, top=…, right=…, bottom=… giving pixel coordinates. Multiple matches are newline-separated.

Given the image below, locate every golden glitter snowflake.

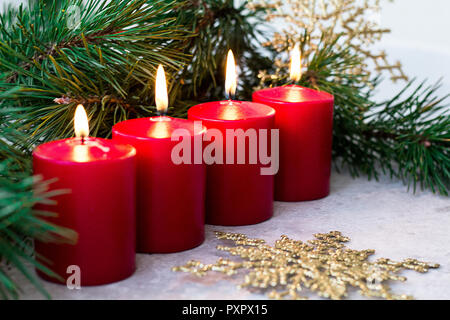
left=173, top=231, right=439, bottom=300
left=248, top=0, right=408, bottom=85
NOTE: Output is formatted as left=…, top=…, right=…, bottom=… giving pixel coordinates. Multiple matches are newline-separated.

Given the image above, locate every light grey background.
left=373, top=0, right=450, bottom=100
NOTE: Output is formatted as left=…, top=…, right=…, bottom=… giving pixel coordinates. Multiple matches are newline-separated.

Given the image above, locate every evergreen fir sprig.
left=365, top=81, right=449, bottom=195
left=0, top=159, right=77, bottom=299
left=0, top=0, right=273, bottom=144
left=0, top=104, right=77, bottom=299
left=0, top=0, right=193, bottom=146
left=178, top=0, right=273, bottom=103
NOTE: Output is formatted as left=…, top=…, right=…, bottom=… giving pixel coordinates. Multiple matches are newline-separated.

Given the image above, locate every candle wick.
left=81, top=136, right=86, bottom=145
left=225, top=93, right=235, bottom=103
left=225, top=90, right=236, bottom=102
left=156, top=110, right=167, bottom=120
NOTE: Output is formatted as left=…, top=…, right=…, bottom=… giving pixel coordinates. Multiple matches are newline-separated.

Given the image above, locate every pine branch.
left=1, top=0, right=272, bottom=146
left=0, top=93, right=77, bottom=299
left=177, top=0, right=274, bottom=103
left=363, top=81, right=450, bottom=195
left=0, top=114, right=77, bottom=298
left=0, top=159, right=77, bottom=299
left=0, top=0, right=194, bottom=147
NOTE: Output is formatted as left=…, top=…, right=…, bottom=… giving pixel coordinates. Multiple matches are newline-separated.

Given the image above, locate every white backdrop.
left=1, top=0, right=449, bottom=99
left=374, top=0, right=450, bottom=100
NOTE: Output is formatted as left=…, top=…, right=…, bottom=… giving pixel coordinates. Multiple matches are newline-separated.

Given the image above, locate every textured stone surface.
left=13, top=171, right=450, bottom=300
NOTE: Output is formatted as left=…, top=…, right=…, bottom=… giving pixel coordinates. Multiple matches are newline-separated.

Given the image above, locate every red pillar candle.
left=33, top=105, right=136, bottom=286
left=188, top=101, right=275, bottom=225
left=252, top=45, right=334, bottom=201
left=112, top=65, right=206, bottom=253
left=188, top=50, right=276, bottom=226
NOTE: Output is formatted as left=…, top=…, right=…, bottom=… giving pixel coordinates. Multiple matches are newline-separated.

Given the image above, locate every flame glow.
left=225, top=49, right=237, bottom=99
left=74, top=104, right=89, bottom=139
left=290, top=43, right=302, bottom=82
left=155, top=64, right=168, bottom=114
left=73, top=144, right=90, bottom=162
left=150, top=120, right=171, bottom=138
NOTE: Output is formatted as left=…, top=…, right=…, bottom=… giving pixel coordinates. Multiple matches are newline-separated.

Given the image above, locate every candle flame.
left=155, top=64, right=168, bottom=114
left=74, top=104, right=89, bottom=139
left=290, top=43, right=302, bottom=82
left=225, top=49, right=237, bottom=99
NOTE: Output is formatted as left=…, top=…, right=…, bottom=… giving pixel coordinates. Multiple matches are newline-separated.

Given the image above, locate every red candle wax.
left=112, top=116, right=206, bottom=253
left=188, top=100, right=275, bottom=226
left=253, top=85, right=334, bottom=201
left=33, top=137, right=136, bottom=286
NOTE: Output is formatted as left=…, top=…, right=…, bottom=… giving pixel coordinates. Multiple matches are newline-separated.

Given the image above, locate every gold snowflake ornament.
left=173, top=231, right=439, bottom=300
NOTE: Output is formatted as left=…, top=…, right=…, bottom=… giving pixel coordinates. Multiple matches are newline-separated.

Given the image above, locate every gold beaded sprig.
left=172, top=231, right=439, bottom=300
left=248, top=0, right=408, bottom=86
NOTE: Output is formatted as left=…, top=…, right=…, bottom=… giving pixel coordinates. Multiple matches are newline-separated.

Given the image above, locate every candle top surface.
left=33, top=137, right=136, bottom=163
left=188, top=101, right=275, bottom=121
left=112, top=116, right=206, bottom=140
left=253, top=85, right=334, bottom=104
